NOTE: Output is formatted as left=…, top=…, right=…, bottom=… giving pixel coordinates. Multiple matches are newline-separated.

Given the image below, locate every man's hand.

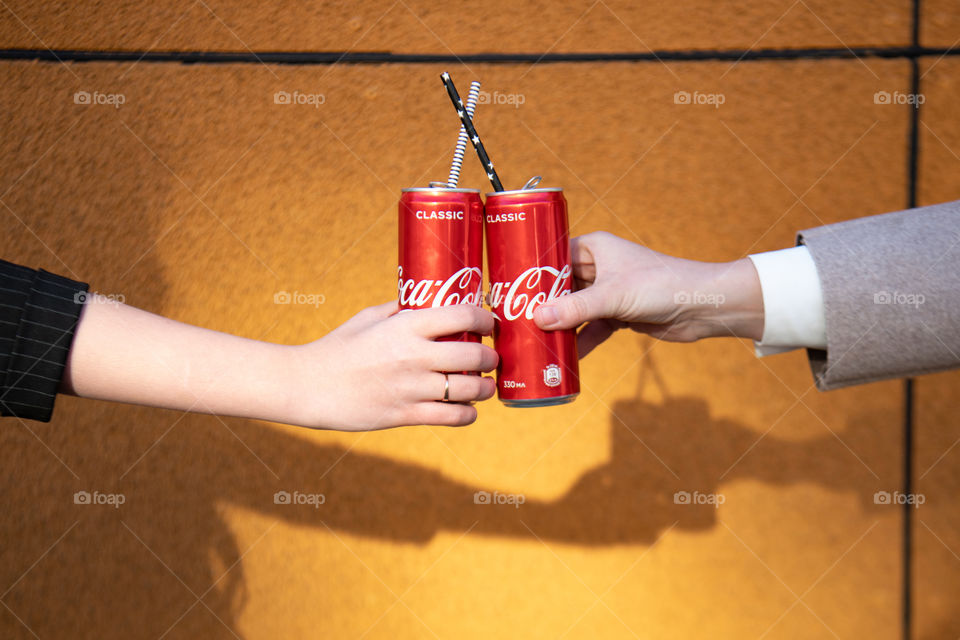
left=533, top=232, right=764, bottom=356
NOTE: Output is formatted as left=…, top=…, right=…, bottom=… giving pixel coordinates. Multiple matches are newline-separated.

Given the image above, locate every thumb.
left=534, top=286, right=613, bottom=330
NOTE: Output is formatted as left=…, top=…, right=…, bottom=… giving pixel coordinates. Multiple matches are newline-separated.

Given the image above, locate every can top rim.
left=485, top=188, right=563, bottom=196
left=402, top=187, right=481, bottom=194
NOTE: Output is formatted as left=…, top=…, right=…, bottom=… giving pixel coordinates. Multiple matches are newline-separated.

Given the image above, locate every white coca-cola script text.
left=488, top=265, right=572, bottom=321
left=397, top=266, right=483, bottom=307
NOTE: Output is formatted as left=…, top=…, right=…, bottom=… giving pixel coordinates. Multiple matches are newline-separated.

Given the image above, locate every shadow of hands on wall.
left=245, top=355, right=893, bottom=545
left=1, top=355, right=895, bottom=639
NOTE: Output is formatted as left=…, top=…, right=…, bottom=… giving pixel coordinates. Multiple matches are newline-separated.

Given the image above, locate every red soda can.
left=398, top=187, right=484, bottom=342
left=485, top=187, right=580, bottom=406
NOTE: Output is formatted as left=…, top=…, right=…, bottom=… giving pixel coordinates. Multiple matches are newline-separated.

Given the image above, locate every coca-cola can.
left=398, top=187, right=484, bottom=342
left=485, top=187, right=580, bottom=406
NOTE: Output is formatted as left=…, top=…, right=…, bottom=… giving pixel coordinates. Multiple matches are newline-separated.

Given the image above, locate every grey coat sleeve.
left=797, top=200, right=960, bottom=390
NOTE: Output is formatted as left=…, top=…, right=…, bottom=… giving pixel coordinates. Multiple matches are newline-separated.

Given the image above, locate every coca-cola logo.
left=398, top=266, right=483, bottom=308
left=489, top=265, right=572, bottom=321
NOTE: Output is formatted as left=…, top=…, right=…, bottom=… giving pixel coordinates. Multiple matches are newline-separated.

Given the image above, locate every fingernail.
left=537, top=305, right=559, bottom=327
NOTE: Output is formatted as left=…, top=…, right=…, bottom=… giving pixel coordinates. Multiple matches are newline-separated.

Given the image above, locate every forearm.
left=60, top=295, right=305, bottom=425
left=683, top=258, right=765, bottom=341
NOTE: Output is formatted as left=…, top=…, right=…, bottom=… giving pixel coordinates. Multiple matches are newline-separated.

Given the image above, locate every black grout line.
left=903, top=2, right=921, bottom=640
left=0, top=45, right=958, bottom=65
left=903, top=378, right=915, bottom=640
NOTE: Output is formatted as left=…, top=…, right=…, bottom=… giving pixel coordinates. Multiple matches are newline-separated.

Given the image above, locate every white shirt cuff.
left=747, top=246, right=827, bottom=357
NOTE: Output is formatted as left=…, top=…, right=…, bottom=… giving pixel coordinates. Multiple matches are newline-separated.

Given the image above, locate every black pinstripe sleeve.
left=0, top=259, right=89, bottom=422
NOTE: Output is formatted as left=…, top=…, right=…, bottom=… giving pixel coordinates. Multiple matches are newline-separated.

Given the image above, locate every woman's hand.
left=294, top=302, right=499, bottom=430
left=62, top=295, right=497, bottom=431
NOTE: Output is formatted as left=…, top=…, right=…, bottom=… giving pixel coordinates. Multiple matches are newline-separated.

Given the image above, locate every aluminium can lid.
left=402, top=187, right=481, bottom=194
left=485, top=187, right=563, bottom=197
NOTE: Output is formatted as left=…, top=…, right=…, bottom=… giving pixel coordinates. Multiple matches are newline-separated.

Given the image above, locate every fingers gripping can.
left=398, top=188, right=484, bottom=342
left=485, top=188, right=580, bottom=406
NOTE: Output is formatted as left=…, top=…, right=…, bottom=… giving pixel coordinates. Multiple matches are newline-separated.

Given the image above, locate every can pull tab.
left=521, top=175, right=542, bottom=190
left=428, top=181, right=449, bottom=188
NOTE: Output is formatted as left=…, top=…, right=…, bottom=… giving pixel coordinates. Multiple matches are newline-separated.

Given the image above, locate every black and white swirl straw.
left=447, top=81, right=481, bottom=188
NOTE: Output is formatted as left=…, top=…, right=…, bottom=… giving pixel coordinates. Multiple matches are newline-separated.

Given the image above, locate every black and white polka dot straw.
left=440, top=72, right=505, bottom=192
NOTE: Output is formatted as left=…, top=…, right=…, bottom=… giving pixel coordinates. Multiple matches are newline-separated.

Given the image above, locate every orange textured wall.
left=0, top=1, right=911, bottom=52
left=0, top=2, right=955, bottom=639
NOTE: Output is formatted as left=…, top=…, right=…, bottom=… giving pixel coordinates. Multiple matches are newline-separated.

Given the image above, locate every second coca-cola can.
left=485, top=187, right=579, bottom=406
left=398, top=187, right=484, bottom=342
